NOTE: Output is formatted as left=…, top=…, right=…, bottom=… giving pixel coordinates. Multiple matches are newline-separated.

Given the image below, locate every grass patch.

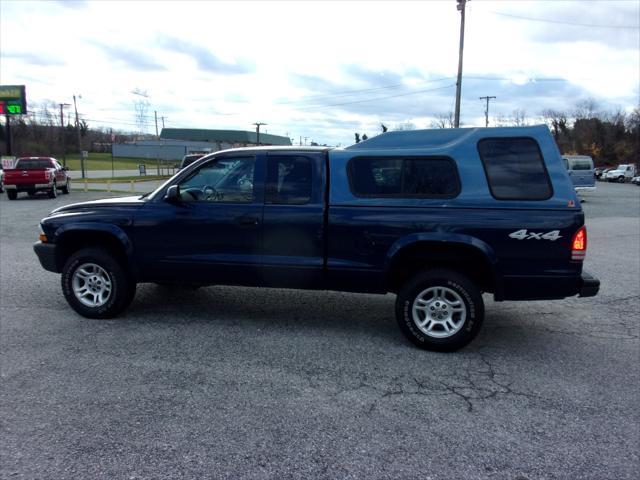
left=60, top=153, right=178, bottom=171
left=81, top=175, right=171, bottom=183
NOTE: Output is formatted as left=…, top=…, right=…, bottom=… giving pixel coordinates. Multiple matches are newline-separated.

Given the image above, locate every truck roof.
left=346, top=125, right=551, bottom=150
left=188, top=126, right=554, bottom=156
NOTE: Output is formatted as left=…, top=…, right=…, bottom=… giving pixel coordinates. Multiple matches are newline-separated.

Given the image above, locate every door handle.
left=236, top=214, right=259, bottom=225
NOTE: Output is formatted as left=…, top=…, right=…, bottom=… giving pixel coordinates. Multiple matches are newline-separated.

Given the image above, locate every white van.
left=563, top=155, right=595, bottom=191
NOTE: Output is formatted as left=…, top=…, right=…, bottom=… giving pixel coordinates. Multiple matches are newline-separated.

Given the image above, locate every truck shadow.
left=120, top=284, right=553, bottom=352
left=125, top=283, right=405, bottom=346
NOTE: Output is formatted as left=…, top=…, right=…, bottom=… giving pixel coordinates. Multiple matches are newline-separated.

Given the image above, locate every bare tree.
left=510, top=109, right=528, bottom=126
left=394, top=121, right=417, bottom=131
left=430, top=112, right=455, bottom=129
left=573, top=99, right=599, bottom=120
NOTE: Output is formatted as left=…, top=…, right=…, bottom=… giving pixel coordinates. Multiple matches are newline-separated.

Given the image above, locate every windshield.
left=16, top=159, right=52, bottom=169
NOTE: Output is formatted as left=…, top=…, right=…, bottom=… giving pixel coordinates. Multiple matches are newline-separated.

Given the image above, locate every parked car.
left=594, top=167, right=606, bottom=180
left=563, top=155, right=595, bottom=191
left=3, top=157, right=70, bottom=200
left=604, top=164, right=637, bottom=182
left=631, top=176, right=640, bottom=186
left=33, top=125, right=599, bottom=351
left=598, top=167, right=613, bottom=181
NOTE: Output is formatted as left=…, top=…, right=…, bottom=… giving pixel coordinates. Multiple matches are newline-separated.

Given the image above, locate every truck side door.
left=261, top=152, right=326, bottom=288
left=53, top=160, right=66, bottom=184
left=133, top=154, right=264, bottom=285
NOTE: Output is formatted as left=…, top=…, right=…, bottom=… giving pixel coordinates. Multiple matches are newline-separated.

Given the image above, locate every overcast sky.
left=1, top=0, right=638, bottom=146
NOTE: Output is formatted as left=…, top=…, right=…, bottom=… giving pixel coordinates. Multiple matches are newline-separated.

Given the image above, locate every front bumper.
left=578, top=270, right=600, bottom=297
left=33, top=241, right=60, bottom=273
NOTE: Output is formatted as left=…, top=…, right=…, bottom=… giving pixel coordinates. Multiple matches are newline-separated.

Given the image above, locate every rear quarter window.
left=566, top=158, right=593, bottom=170
left=478, top=138, right=553, bottom=200
left=348, top=157, right=460, bottom=198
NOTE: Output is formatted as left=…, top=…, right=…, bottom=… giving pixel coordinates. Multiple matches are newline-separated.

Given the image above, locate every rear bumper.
left=4, top=183, right=52, bottom=191
left=578, top=270, right=600, bottom=297
left=33, top=241, right=60, bottom=273
left=498, top=270, right=600, bottom=300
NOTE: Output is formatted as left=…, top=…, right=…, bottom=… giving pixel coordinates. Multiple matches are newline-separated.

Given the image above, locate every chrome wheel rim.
left=412, top=286, right=466, bottom=338
left=72, top=263, right=112, bottom=308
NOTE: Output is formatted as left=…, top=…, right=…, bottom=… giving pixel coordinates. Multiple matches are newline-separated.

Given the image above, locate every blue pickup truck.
left=34, top=125, right=599, bottom=351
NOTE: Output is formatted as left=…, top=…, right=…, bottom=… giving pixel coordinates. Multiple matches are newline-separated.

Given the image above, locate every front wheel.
left=61, top=179, right=70, bottom=194
left=48, top=181, right=57, bottom=198
left=61, top=248, right=136, bottom=319
left=395, top=269, right=484, bottom=352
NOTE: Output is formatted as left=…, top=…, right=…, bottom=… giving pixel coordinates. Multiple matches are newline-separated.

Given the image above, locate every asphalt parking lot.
left=1, top=182, right=638, bottom=479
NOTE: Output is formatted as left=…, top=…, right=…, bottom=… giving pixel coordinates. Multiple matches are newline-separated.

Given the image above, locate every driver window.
left=178, top=157, right=255, bottom=203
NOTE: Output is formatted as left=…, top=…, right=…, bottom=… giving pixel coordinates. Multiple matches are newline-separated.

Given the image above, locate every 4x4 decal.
left=508, top=229, right=562, bottom=241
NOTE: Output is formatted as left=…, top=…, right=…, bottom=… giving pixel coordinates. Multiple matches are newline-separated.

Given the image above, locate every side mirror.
left=165, top=185, right=181, bottom=203
left=63, top=166, right=70, bottom=171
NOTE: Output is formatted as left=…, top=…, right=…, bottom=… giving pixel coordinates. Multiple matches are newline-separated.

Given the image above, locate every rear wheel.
left=395, top=269, right=484, bottom=352
left=7, top=190, right=17, bottom=200
left=61, top=248, right=136, bottom=319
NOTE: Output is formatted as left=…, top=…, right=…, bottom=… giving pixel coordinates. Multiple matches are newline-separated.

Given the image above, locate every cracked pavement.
left=1, top=182, right=638, bottom=479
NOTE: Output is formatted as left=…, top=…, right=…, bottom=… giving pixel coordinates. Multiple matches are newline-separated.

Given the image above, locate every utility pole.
left=253, top=122, right=267, bottom=146
left=58, top=103, right=70, bottom=166
left=479, top=96, right=496, bottom=127
left=454, top=0, right=467, bottom=128
left=154, top=110, right=159, bottom=137
left=160, top=116, right=166, bottom=129
left=154, top=110, right=160, bottom=174
left=5, top=115, right=11, bottom=156
left=73, top=94, right=85, bottom=179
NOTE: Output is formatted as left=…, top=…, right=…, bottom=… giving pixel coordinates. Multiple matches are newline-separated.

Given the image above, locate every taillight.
left=571, top=226, right=587, bottom=261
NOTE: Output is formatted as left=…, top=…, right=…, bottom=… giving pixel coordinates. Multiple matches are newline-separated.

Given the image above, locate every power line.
left=300, top=84, right=456, bottom=110
left=278, top=76, right=455, bottom=105
left=491, top=11, right=640, bottom=29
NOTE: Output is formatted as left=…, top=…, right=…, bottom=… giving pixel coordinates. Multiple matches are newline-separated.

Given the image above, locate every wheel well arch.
left=385, top=241, right=497, bottom=294
left=55, top=229, right=131, bottom=272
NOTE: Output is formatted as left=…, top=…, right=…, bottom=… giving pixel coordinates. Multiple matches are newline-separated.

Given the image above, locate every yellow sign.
left=0, top=85, right=26, bottom=115
left=0, top=85, right=25, bottom=100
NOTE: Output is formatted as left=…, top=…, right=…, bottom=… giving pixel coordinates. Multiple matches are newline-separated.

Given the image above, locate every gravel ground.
left=1, top=181, right=638, bottom=479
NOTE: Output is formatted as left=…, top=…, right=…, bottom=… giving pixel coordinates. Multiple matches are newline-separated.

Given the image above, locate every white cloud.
left=1, top=0, right=638, bottom=146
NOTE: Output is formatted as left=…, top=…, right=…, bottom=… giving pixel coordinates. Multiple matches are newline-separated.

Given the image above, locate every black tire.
left=7, top=190, right=17, bottom=200
left=61, top=248, right=136, bottom=319
left=61, top=179, right=70, bottom=194
left=48, top=181, right=57, bottom=198
left=395, top=269, right=484, bottom=352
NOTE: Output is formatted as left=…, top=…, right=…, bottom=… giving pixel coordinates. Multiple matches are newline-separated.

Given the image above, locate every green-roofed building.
left=160, top=128, right=291, bottom=147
